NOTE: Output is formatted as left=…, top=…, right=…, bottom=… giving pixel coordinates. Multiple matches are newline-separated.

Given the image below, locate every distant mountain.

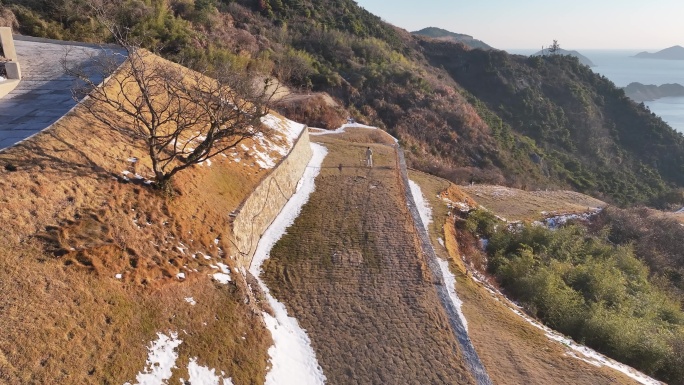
left=412, top=27, right=493, bottom=50
left=624, top=82, right=684, bottom=102
left=634, top=46, right=684, bottom=60
left=532, top=48, right=595, bottom=67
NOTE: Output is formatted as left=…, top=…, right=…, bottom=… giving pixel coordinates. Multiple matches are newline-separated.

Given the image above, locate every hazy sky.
left=354, top=0, right=683, bottom=50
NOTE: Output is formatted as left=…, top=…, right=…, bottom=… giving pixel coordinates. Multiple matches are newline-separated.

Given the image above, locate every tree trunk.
left=155, top=175, right=174, bottom=196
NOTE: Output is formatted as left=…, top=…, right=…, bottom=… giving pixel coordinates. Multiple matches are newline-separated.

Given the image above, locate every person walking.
left=365, top=146, right=373, bottom=168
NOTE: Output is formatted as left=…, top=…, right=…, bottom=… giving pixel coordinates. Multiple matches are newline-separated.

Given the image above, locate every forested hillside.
left=421, top=41, right=684, bottom=205
left=2, top=0, right=684, bottom=206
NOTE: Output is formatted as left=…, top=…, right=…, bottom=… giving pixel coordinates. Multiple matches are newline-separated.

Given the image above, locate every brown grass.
left=275, top=93, right=348, bottom=130
left=0, top=7, right=18, bottom=30
left=461, top=184, right=607, bottom=222
left=260, top=130, right=477, bottom=384
left=0, top=53, right=280, bottom=384
left=640, top=206, right=684, bottom=224
left=312, top=126, right=397, bottom=145
left=409, top=173, right=641, bottom=385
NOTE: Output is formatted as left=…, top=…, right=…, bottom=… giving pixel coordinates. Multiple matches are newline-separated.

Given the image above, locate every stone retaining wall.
left=230, top=128, right=313, bottom=268
left=396, top=146, right=493, bottom=385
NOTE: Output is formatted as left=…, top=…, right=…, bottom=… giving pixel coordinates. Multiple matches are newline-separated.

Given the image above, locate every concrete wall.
left=230, top=128, right=313, bottom=268
left=0, top=27, right=17, bottom=61
left=0, top=27, right=20, bottom=79
left=0, top=78, right=19, bottom=98
left=0, top=27, right=20, bottom=99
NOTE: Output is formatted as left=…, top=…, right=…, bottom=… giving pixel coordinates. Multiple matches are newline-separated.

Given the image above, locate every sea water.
left=507, top=49, right=684, bottom=133
left=644, top=96, right=684, bottom=132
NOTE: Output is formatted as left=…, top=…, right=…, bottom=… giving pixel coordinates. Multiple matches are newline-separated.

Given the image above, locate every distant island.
left=634, top=46, right=684, bottom=60
left=623, top=82, right=684, bottom=102
left=532, top=48, right=595, bottom=67
left=412, top=27, right=494, bottom=50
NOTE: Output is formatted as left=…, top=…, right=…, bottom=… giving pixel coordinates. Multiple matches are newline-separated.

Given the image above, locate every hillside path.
left=261, top=128, right=484, bottom=384
left=0, top=36, right=124, bottom=151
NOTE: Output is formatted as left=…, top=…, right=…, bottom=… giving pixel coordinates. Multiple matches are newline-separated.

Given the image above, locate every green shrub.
left=463, top=209, right=500, bottom=239
left=471, top=216, right=684, bottom=382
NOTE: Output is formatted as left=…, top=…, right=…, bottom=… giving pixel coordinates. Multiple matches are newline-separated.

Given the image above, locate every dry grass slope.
left=462, top=184, right=607, bottom=222
left=0, top=53, right=290, bottom=384
left=409, top=172, right=641, bottom=385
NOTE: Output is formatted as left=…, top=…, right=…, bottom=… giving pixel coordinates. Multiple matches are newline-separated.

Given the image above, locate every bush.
left=467, top=213, right=684, bottom=382
left=463, top=209, right=500, bottom=239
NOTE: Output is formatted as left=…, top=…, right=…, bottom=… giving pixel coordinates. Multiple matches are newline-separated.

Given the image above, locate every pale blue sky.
left=355, top=0, right=683, bottom=49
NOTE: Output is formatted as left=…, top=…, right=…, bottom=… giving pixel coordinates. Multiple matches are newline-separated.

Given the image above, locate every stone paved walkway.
left=0, top=36, right=124, bottom=150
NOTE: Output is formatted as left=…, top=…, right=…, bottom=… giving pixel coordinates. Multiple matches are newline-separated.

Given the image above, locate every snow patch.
left=209, top=260, right=232, bottom=284
left=184, top=358, right=234, bottom=385
left=261, top=114, right=307, bottom=142
left=128, top=334, right=236, bottom=385
left=309, top=122, right=377, bottom=137
left=216, top=263, right=230, bottom=274
left=441, top=196, right=472, bottom=212
left=409, top=179, right=469, bottom=332
left=408, top=180, right=432, bottom=230
left=125, top=332, right=182, bottom=385
left=245, top=114, right=308, bottom=170
left=249, top=143, right=328, bottom=385
left=253, top=146, right=277, bottom=169
left=533, top=209, right=602, bottom=229
left=212, top=273, right=231, bottom=285
left=437, top=258, right=468, bottom=331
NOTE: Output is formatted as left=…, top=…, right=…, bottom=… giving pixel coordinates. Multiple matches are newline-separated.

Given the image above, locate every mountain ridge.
left=412, top=26, right=494, bottom=50
left=634, top=45, right=684, bottom=60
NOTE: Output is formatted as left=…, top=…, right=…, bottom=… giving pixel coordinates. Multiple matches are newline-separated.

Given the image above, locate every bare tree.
left=64, top=23, right=277, bottom=193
